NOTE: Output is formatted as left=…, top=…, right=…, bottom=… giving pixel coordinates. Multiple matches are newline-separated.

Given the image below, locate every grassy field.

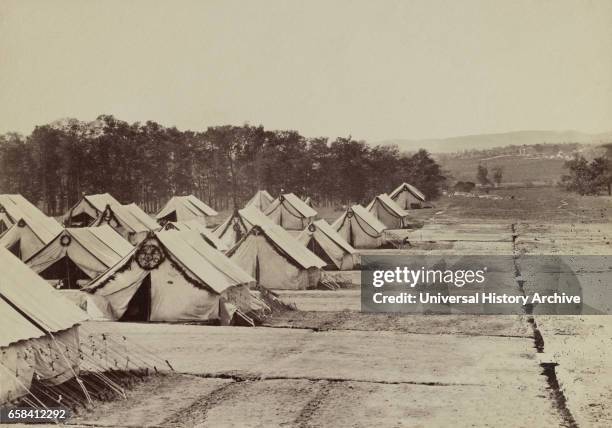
left=434, top=186, right=611, bottom=223
left=438, top=155, right=566, bottom=184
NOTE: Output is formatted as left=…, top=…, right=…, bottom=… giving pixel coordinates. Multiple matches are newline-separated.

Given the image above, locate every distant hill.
left=379, top=130, right=612, bottom=154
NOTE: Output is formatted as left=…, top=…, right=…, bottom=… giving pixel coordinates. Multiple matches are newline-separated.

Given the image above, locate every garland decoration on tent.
left=85, top=254, right=135, bottom=293
left=17, top=218, right=27, bottom=227
left=352, top=213, right=382, bottom=238
left=135, top=240, right=165, bottom=270
left=266, top=199, right=304, bottom=219
left=60, top=234, right=72, bottom=247
left=227, top=225, right=304, bottom=270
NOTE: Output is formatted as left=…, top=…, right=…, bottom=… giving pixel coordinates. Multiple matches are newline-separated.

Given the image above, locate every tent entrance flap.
left=160, top=211, right=178, bottom=224
left=7, top=239, right=21, bottom=258
left=70, top=211, right=96, bottom=227
left=119, top=274, right=152, bottom=321
left=40, top=256, right=90, bottom=289
left=307, top=238, right=337, bottom=270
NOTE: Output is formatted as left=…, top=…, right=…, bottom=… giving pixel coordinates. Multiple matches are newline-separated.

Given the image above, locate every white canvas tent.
left=389, top=182, right=427, bottom=209
left=264, top=193, right=317, bottom=230
left=245, top=190, right=274, bottom=212
left=0, top=194, right=49, bottom=234
left=0, top=214, right=63, bottom=261
left=162, top=220, right=229, bottom=252
left=84, top=231, right=261, bottom=323
left=332, top=205, right=386, bottom=248
left=304, top=196, right=315, bottom=209
left=297, top=220, right=358, bottom=270
left=25, top=226, right=133, bottom=289
left=156, top=195, right=218, bottom=226
left=215, top=205, right=278, bottom=249
left=92, top=203, right=160, bottom=244
left=366, top=193, right=412, bottom=229
left=227, top=221, right=326, bottom=290
left=62, top=193, right=121, bottom=227
left=0, top=248, right=87, bottom=405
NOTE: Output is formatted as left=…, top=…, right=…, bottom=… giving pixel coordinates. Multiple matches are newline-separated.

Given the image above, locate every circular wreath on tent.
left=346, top=210, right=354, bottom=218
left=136, top=240, right=165, bottom=270
left=60, top=235, right=72, bottom=247
left=17, top=219, right=26, bottom=228
left=308, top=223, right=316, bottom=232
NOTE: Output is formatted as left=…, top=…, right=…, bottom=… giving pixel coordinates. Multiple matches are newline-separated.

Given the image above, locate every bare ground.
left=65, top=187, right=611, bottom=427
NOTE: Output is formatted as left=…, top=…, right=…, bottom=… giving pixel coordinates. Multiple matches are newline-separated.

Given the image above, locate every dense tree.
left=476, top=164, right=490, bottom=186
left=492, top=166, right=503, bottom=186
left=562, top=155, right=611, bottom=195
left=0, top=117, right=447, bottom=214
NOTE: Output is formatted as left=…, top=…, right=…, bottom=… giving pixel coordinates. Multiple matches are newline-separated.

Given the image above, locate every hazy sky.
left=1, top=0, right=611, bottom=141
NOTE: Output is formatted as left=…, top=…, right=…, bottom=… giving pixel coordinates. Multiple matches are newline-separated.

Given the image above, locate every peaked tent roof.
left=333, top=204, right=387, bottom=234
left=227, top=221, right=326, bottom=270
left=300, top=219, right=357, bottom=255
left=245, top=190, right=274, bottom=211
left=62, top=193, right=122, bottom=226
left=0, top=194, right=52, bottom=227
left=94, top=203, right=160, bottom=233
left=84, top=193, right=121, bottom=212
left=156, top=195, right=218, bottom=222
left=162, top=220, right=228, bottom=251
left=389, top=182, right=426, bottom=202
left=297, top=220, right=356, bottom=270
left=0, top=215, right=63, bottom=260
left=0, top=247, right=87, bottom=347
left=216, top=205, right=278, bottom=235
left=25, top=225, right=134, bottom=280
left=266, top=193, right=318, bottom=218
left=367, top=193, right=411, bottom=217
left=87, top=230, right=254, bottom=296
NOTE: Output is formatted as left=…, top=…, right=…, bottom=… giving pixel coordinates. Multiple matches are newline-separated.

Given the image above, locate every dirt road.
left=72, top=315, right=562, bottom=427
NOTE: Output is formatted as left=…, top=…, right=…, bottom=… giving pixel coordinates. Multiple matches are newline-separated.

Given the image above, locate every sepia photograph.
left=0, top=0, right=611, bottom=426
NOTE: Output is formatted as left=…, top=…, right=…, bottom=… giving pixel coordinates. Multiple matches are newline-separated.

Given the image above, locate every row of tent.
left=0, top=183, right=427, bottom=406
left=0, top=182, right=426, bottom=319
left=64, top=193, right=218, bottom=228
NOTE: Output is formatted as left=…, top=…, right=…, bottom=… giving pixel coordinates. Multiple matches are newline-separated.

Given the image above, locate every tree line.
left=0, top=115, right=446, bottom=215
left=562, top=144, right=612, bottom=196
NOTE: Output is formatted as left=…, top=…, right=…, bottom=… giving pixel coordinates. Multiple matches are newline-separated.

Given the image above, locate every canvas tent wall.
left=63, top=193, right=121, bottom=227
left=25, top=226, right=133, bottom=289
left=297, top=220, right=358, bottom=270
left=162, top=220, right=228, bottom=252
left=264, top=193, right=317, bottom=230
left=0, top=248, right=87, bottom=405
left=215, top=205, right=278, bottom=250
left=245, top=190, right=274, bottom=212
left=92, top=203, right=160, bottom=244
left=332, top=205, right=386, bottom=249
left=0, top=194, right=49, bottom=234
left=0, top=215, right=63, bottom=261
left=389, top=182, right=427, bottom=209
left=227, top=222, right=326, bottom=290
left=366, top=193, right=412, bottom=229
left=84, top=231, right=260, bottom=323
left=156, top=195, right=218, bottom=226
